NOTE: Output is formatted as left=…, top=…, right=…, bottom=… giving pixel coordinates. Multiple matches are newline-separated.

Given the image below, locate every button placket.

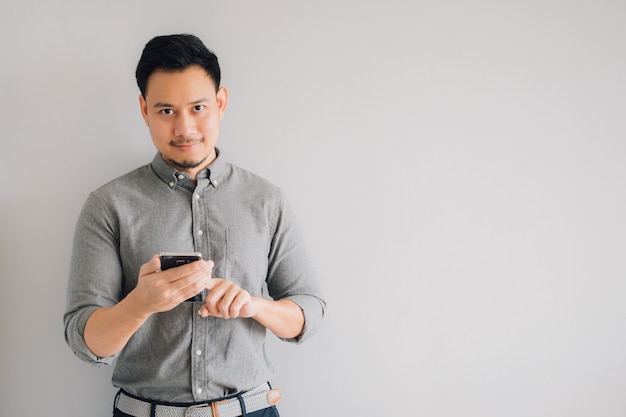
left=190, top=178, right=211, bottom=401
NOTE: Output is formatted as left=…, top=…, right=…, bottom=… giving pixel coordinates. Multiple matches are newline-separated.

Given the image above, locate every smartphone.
left=159, top=251, right=203, bottom=270
left=159, top=252, right=203, bottom=302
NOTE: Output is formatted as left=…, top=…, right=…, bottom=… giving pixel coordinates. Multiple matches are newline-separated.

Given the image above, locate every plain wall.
left=2, top=1, right=626, bottom=416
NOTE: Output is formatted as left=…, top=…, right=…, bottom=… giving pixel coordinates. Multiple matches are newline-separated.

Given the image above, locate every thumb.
left=140, top=254, right=161, bottom=276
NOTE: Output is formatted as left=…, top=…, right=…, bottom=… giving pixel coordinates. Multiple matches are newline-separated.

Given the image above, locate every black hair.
left=135, top=34, right=221, bottom=97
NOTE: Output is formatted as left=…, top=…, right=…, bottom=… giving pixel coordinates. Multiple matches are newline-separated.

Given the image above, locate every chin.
left=176, top=159, right=205, bottom=170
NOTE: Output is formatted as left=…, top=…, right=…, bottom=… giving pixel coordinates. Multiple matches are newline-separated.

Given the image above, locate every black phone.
left=159, top=251, right=202, bottom=270
left=159, top=252, right=203, bottom=302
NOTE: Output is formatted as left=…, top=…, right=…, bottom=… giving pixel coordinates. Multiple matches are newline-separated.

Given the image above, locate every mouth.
left=171, top=139, right=202, bottom=152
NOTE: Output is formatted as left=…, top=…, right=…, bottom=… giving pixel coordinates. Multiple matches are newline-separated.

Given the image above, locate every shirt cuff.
left=66, top=306, right=117, bottom=366
left=279, top=294, right=326, bottom=344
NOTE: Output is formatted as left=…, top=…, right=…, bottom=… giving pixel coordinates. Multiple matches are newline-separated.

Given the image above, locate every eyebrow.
left=152, top=98, right=209, bottom=108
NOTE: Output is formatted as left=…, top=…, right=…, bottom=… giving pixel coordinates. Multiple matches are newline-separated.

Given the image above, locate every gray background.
left=2, top=1, right=626, bottom=416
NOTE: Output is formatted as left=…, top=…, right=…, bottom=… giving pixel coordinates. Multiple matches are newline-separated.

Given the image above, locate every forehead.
left=144, top=65, right=217, bottom=100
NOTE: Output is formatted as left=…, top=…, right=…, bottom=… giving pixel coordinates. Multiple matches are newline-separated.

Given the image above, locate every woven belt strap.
left=116, top=383, right=280, bottom=417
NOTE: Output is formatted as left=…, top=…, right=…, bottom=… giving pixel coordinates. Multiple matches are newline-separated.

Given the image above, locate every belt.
left=116, top=383, right=281, bottom=417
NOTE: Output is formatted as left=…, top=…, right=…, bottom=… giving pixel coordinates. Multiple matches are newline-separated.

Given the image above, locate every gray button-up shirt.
left=64, top=151, right=325, bottom=402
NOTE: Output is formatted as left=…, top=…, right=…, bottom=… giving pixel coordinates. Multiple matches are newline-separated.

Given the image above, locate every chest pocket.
left=222, top=229, right=271, bottom=294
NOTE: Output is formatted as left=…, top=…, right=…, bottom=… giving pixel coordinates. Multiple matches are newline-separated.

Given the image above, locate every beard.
left=165, top=137, right=211, bottom=170
left=170, top=157, right=207, bottom=170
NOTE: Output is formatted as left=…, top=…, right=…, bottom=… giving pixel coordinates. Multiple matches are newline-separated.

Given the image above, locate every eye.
left=193, top=105, right=205, bottom=112
left=160, top=108, right=174, bottom=116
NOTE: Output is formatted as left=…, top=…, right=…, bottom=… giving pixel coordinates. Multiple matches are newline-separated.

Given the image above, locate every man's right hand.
left=84, top=255, right=213, bottom=358
left=131, top=254, right=214, bottom=315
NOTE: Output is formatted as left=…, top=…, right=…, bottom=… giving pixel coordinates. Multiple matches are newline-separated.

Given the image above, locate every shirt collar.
left=151, top=148, right=226, bottom=190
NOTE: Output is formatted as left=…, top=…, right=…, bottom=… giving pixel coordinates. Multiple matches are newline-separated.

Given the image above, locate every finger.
left=228, top=292, right=251, bottom=318
left=209, top=283, right=248, bottom=319
left=204, top=279, right=224, bottom=315
left=205, top=277, right=222, bottom=290
left=219, top=286, right=244, bottom=318
left=199, top=299, right=222, bottom=318
left=199, top=291, right=252, bottom=319
left=161, top=260, right=208, bottom=283
left=175, top=263, right=214, bottom=298
left=205, top=279, right=224, bottom=299
left=139, top=254, right=161, bottom=277
left=198, top=304, right=210, bottom=318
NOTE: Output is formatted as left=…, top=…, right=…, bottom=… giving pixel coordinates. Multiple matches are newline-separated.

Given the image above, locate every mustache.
left=170, top=138, right=203, bottom=146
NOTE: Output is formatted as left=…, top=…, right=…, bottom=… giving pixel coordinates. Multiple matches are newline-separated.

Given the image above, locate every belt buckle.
left=185, top=403, right=211, bottom=417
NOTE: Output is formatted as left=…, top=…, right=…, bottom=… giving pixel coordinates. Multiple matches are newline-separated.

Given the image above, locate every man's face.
left=139, top=65, right=228, bottom=179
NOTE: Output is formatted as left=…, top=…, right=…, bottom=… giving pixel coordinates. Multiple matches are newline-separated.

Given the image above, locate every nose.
left=174, top=112, right=197, bottom=138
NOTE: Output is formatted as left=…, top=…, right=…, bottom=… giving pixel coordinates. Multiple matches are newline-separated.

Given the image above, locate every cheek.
left=148, top=120, right=169, bottom=136
left=200, top=114, right=220, bottom=133
left=147, top=122, right=173, bottom=147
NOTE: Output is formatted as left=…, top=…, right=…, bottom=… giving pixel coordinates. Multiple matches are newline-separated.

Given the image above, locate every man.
left=64, top=34, right=325, bottom=417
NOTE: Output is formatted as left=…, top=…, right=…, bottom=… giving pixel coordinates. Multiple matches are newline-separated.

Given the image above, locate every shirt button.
left=169, top=182, right=175, bottom=187
left=195, top=349, right=203, bottom=356
left=195, top=194, right=200, bottom=200
left=197, top=230, right=204, bottom=236
left=213, top=180, right=219, bottom=187
left=178, top=174, right=185, bottom=180
left=196, top=388, right=203, bottom=394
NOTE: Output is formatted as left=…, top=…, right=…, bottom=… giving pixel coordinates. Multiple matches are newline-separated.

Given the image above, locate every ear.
left=139, top=94, right=149, bottom=126
left=216, top=86, right=229, bottom=120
